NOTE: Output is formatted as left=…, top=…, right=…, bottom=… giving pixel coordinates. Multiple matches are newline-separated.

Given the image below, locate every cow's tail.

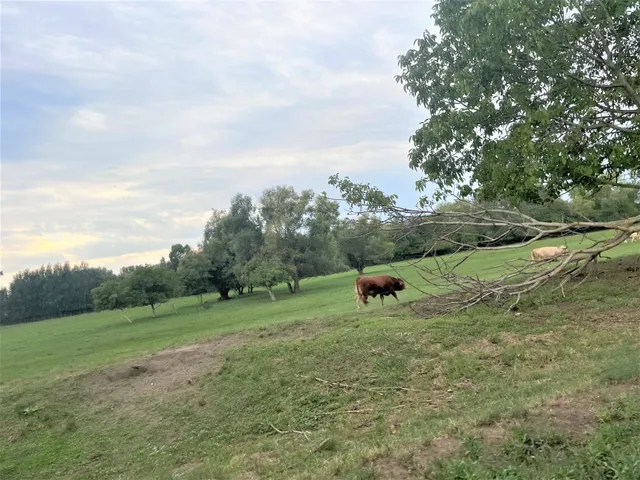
left=354, top=278, right=362, bottom=299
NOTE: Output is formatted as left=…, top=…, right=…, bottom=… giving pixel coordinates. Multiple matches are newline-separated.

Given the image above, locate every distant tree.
left=168, top=244, right=192, bottom=271
left=300, top=194, right=346, bottom=276
left=224, top=194, right=263, bottom=294
left=121, top=265, right=181, bottom=316
left=2, top=262, right=116, bottom=325
left=91, top=279, right=133, bottom=322
left=245, top=253, right=292, bottom=301
left=177, top=250, right=211, bottom=305
left=0, top=287, right=9, bottom=325
left=338, top=215, right=395, bottom=274
left=259, top=185, right=314, bottom=293
left=202, top=209, right=238, bottom=300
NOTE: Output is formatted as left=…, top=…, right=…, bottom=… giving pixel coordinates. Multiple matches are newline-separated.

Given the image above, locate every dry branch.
left=366, top=199, right=640, bottom=315
left=268, top=423, right=310, bottom=441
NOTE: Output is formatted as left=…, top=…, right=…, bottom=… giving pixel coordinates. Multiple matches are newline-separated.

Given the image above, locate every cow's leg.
left=355, top=294, right=360, bottom=310
left=380, top=295, right=384, bottom=306
left=389, top=291, right=399, bottom=303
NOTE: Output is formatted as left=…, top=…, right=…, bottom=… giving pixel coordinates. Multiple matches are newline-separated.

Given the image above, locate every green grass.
left=1, top=231, right=639, bottom=479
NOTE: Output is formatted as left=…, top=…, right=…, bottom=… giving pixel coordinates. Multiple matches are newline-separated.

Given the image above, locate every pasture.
left=1, top=231, right=639, bottom=479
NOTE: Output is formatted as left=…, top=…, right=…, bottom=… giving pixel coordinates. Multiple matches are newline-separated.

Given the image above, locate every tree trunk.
left=150, top=304, right=156, bottom=317
left=198, top=294, right=203, bottom=305
left=238, top=286, right=244, bottom=295
left=248, top=286, right=254, bottom=293
left=287, top=282, right=294, bottom=294
left=357, top=267, right=364, bottom=275
left=267, top=287, right=276, bottom=301
left=218, top=289, right=231, bottom=300
left=293, top=277, right=300, bottom=293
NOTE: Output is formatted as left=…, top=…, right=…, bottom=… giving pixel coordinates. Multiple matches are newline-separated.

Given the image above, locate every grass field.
left=1, top=231, right=639, bottom=479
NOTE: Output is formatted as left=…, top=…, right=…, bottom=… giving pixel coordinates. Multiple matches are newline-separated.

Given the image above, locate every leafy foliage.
left=1, top=262, right=115, bottom=325
left=91, top=279, right=130, bottom=313
left=244, top=253, right=292, bottom=301
left=379, top=0, right=640, bottom=204
left=337, top=215, right=395, bottom=273
left=167, top=244, right=192, bottom=272
left=120, top=265, right=181, bottom=316
left=177, top=250, right=211, bottom=304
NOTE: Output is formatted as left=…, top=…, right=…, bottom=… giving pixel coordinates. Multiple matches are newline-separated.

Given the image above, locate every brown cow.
left=354, top=275, right=406, bottom=310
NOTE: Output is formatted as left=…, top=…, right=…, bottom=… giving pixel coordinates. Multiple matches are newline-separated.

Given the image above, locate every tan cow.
left=354, top=275, right=406, bottom=310
left=530, top=245, right=568, bottom=263
left=626, top=232, right=640, bottom=243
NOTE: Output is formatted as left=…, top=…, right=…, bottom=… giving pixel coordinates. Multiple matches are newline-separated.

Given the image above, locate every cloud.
left=0, top=0, right=437, bottom=287
left=72, top=108, right=108, bottom=132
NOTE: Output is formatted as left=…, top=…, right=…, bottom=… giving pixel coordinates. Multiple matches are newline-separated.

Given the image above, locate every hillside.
left=1, top=234, right=639, bottom=479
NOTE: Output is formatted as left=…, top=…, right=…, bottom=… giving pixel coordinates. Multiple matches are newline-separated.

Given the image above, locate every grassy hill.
left=1, top=231, right=639, bottom=479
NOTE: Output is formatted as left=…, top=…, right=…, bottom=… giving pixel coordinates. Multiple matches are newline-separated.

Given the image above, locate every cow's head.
left=392, top=277, right=406, bottom=291
left=559, top=245, right=568, bottom=251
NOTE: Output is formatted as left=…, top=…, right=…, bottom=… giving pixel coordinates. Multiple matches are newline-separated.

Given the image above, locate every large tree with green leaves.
left=332, top=0, right=639, bottom=206
left=177, top=249, right=211, bottom=304
left=121, top=265, right=181, bottom=317
left=91, top=279, right=133, bottom=322
left=202, top=209, right=239, bottom=300
left=328, top=0, right=640, bottom=312
left=244, top=252, right=292, bottom=301
left=224, top=194, right=263, bottom=294
left=259, top=185, right=314, bottom=293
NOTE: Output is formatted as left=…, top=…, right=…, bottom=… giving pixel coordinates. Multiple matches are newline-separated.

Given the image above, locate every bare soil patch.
left=371, top=435, right=463, bottom=479
left=477, top=383, right=640, bottom=444
left=83, top=333, right=245, bottom=409
left=80, top=318, right=334, bottom=412
left=373, top=384, right=640, bottom=479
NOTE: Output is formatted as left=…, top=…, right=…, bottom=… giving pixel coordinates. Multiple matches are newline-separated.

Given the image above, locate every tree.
left=259, top=186, right=314, bottom=293
left=224, top=194, right=263, bottom=294
left=177, top=250, right=211, bottom=305
left=337, top=215, right=395, bottom=274
left=301, top=194, right=347, bottom=276
left=381, top=0, right=640, bottom=205
left=168, top=244, right=192, bottom=271
left=1, top=262, right=116, bottom=325
left=201, top=209, right=240, bottom=300
left=244, top=253, right=292, bottom=301
left=91, top=279, right=132, bottom=322
left=328, top=0, right=640, bottom=313
left=121, top=265, right=180, bottom=316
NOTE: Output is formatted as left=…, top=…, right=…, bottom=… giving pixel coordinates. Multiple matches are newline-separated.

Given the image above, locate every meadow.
left=1, top=231, right=639, bottom=479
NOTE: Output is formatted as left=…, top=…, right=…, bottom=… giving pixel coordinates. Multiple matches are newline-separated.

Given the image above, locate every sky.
left=0, top=0, right=437, bottom=287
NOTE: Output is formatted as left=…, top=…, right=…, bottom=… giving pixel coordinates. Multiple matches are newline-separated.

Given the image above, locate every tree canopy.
left=332, top=0, right=640, bottom=206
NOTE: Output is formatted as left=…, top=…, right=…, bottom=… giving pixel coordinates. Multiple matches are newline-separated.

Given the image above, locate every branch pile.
left=376, top=203, right=640, bottom=315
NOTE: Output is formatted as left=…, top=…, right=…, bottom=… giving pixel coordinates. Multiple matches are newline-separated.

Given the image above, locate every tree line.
left=1, top=184, right=637, bottom=326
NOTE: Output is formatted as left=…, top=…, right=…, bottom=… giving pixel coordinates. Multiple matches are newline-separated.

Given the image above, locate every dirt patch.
left=413, top=435, right=463, bottom=469
left=80, top=318, right=336, bottom=411
left=372, top=455, right=413, bottom=480
left=171, top=461, right=204, bottom=479
left=474, top=383, right=640, bottom=445
left=458, top=338, right=501, bottom=357
left=252, top=318, right=332, bottom=343
left=371, top=435, right=463, bottom=479
left=83, top=333, right=245, bottom=409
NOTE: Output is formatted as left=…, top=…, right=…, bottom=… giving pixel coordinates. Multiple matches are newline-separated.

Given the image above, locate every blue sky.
left=1, top=1, right=437, bottom=286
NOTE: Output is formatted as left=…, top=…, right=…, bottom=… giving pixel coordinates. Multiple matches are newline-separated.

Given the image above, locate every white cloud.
left=0, top=1, right=437, bottom=287
left=72, top=108, right=108, bottom=132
